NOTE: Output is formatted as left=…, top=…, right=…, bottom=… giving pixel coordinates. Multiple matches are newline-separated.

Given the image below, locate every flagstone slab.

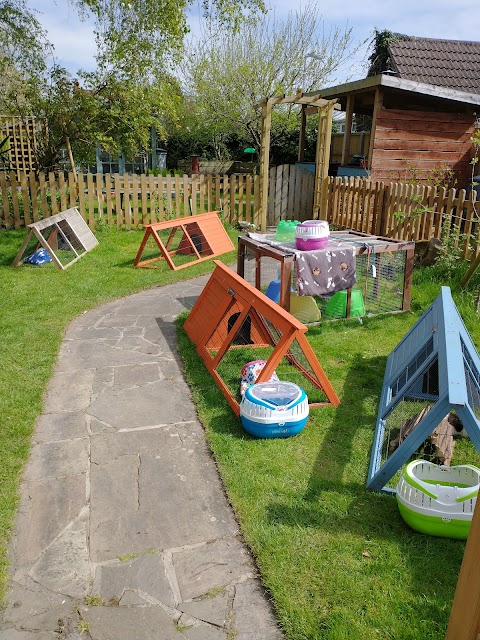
left=23, top=439, right=88, bottom=482
left=92, top=553, right=175, bottom=607
left=11, top=474, right=86, bottom=565
left=88, top=379, right=196, bottom=430
left=81, top=606, right=182, bottom=640
left=32, top=412, right=87, bottom=444
left=43, top=368, right=94, bottom=413
left=173, top=539, right=253, bottom=601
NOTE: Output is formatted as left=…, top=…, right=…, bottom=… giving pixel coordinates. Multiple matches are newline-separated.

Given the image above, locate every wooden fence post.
left=446, top=499, right=480, bottom=639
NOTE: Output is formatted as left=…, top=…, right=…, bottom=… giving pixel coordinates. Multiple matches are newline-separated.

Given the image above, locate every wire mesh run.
left=237, top=233, right=413, bottom=322
left=205, top=300, right=329, bottom=406
left=463, top=338, right=480, bottom=422
left=242, top=245, right=292, bottom=293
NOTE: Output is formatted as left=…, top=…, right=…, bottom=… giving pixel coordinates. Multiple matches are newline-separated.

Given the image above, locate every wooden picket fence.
left=0, top=167, right=478, bottom=260
left=326, top=176, right=479, bottom=259
left=267, top=164, right=315, bottom=225
left=0, top=171, right=260, bottom=231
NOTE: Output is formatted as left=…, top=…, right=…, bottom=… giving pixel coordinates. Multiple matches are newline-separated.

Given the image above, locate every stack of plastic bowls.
left=275, top=220, right=299, bottom=242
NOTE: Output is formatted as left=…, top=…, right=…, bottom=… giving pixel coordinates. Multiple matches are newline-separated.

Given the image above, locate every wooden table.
left=237, top=230, right=415, bottom=318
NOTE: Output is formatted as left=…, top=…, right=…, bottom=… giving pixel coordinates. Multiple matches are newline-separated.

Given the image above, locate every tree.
left=181, top=3, right=361, bottom=157
left=0, top=0, right=265, bottom=173
left=73, top=0, right=265, bottom=81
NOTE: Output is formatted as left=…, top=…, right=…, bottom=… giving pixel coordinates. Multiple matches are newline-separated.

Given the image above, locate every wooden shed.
left=309, top=35, right=480, bottom=185
left=315, top=73, right=480, bottom=186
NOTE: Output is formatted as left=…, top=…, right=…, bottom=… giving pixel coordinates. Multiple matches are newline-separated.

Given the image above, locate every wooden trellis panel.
left=183, top=261, right=340, bottom=416
left=134, top=211, right=235, bottom=270
left=0, top=115, right=39, bottom=178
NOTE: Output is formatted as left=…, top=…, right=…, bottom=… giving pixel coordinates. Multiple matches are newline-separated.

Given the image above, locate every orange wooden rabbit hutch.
left=134, top=211, right=234, bottom=270
left=183, top=261, right=340, bottom=415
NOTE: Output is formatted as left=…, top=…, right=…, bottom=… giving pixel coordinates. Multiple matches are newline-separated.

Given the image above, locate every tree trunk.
left=65, top=135, right=77, bottom=182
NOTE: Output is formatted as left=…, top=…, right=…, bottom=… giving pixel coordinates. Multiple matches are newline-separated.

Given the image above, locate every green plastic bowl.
left=324, top=289, right=365, bottom=318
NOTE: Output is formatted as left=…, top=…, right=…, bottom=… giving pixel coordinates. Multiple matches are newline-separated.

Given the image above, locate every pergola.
left=256, top=90, right=338, bottom=230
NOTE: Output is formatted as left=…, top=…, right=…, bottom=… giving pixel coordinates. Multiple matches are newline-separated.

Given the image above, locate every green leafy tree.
left=181, top=3, right=361, bottom=158
left=0, top=0, right=265, bottom=173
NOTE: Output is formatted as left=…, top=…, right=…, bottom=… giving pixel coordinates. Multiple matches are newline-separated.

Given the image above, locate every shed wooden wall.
left=369, top=108, right=476, bottom=186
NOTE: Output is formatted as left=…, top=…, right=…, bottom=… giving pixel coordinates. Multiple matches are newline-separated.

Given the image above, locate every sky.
left=28, top=0, right=480, bottom=84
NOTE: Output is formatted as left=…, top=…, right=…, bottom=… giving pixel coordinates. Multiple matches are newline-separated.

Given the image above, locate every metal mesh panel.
left=208, top=303, right=328, bottom=405
left=356, top=250, right=406, bottom=316
left=377, top=360, right=441, bottom=490
left=281, top=337, right=329, bottom=404
left=240, top=242, right=409, bottom=320
left=147, top=226, right=213, bottom=268
left=391, top=338, right=435, bottom=401
left=462, top=338, right=480, bottom=421
left=38, top=224, right=85, bottom=267
left=242, top=246, right=292, bottom=292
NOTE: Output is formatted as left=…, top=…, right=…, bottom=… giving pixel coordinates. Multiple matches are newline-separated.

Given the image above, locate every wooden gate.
left=267, top=164, right=315, bottom=226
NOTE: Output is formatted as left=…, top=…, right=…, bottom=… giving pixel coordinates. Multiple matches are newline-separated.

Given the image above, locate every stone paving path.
left=1, top=277, right=283, bottom=640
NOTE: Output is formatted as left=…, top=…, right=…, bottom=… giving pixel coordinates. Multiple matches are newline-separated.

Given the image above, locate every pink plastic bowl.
left=295, top=236, right=329, bottom=250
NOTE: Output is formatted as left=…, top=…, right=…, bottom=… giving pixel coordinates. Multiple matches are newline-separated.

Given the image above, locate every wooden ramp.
left=134, top=211, right=235, bottom=270
left=13, top=207, right=98, bottom=270
left=183, top=261, right=340, bottom=416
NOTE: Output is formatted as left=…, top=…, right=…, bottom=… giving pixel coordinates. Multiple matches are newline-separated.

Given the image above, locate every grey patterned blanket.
left=247, top=233, right=356, bottom=296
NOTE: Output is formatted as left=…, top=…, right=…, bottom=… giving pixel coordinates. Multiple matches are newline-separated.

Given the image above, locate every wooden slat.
left=131, top=174, right=139, bottom=228
left=149, top=173, right=157, bottom=223
left=114, top=173, right=122, bottom=228
left=29, top=172, right=39, bottom=223
left=245, top=174, right=252, bottom=223
left=10, top=172, right=21, bottom=228
left=237, top=174, right=244, bottom=221
left=20, top=172, right=31, bottom=226
left=140, top=173, right=148, bottom=225
left=0, top=172, right=11, bottom=229
left=68, top=172, right=77, bottom=208
left=49, top=172, right=58, bottom=216
left=175, top=174, right=181, bottom=218
left=183, top=174, right=189, bottom=218
left=58, top=172, right=68, bottom=211
left=104, top=173, right=113, bottom=225
left=165, top=174, right=173, bottom=218
left=77, top=173, right=86, bottom=222
left=198, top=173, right=205, bottom=215
left=87, top=172, right=95, bottom=228
left=190, top=174, right=197, bottom=216
left=229, top=175, right=236, bottom=223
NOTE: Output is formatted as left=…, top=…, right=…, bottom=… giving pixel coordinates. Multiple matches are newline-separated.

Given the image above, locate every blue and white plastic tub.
left=240, top=381, right=309, bottom=438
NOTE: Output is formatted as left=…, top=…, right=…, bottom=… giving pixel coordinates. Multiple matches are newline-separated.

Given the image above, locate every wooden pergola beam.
left=257, top=91, right=337, bottom=230
left=258, top=101, right=272, bottom=231
left=255, top=92, right=338, bottom=110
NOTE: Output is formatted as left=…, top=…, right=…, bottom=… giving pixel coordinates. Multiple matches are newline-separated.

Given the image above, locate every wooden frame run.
left=134, top=211, right=235, bottom=270
left=183, top=260, right=340, bottom=416
left=256, top=90, right=338, bottom=231
left=13, top=207, right=98, bottom=270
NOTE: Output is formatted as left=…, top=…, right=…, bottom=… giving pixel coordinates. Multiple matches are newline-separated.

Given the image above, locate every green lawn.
left=0, top=224, right=239, bottom=601
left=1, top=224, right=479, bottom=639
left=176, top=263, right=480, bottom=640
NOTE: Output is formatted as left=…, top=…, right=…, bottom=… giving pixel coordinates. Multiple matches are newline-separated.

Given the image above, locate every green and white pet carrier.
left=396, top=459, right=480, bottom=539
